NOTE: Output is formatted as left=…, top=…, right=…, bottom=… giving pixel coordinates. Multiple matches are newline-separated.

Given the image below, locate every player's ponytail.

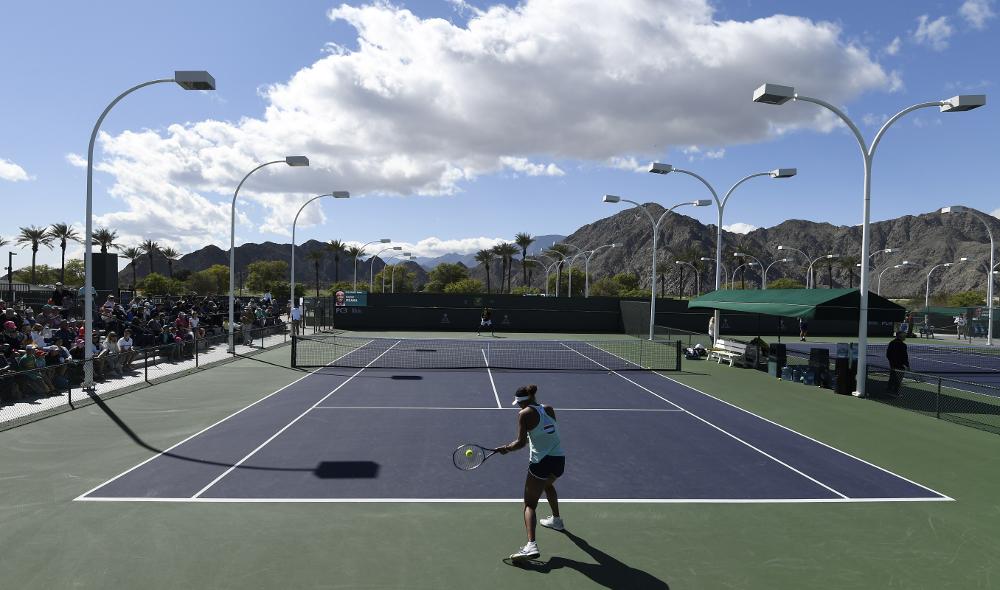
left=515, top=384, right=538, bottom=398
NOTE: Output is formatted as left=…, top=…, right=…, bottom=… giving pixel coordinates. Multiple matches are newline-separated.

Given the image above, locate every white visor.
left=512, top=395, right=532, bottom=406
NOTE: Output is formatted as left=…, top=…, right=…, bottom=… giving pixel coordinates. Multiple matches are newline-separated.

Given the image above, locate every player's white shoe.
left=539, top=515, right=564, bottom=531
left=509, top=541, right=539, bottom=561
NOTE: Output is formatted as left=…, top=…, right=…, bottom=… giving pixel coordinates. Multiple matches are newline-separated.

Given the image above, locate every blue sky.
left=0, top=0, right=996, bottom=269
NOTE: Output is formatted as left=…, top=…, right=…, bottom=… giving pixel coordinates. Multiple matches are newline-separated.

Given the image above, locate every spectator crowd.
left=1, top=286, right=286, bottom=406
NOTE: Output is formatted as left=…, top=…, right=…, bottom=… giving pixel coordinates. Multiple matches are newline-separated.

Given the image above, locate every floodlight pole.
left=354, top=239, right=390, bottom=291
left=650, top=165, right=795, bottom=341
left=560, top=244, right=583, bottom=297
left=604, top=197, right=708, bottom=340
left=370, top=246, right=401, bottom=292
left=734, top=253, right=764, bottom=289
left=925, top=261, right=964, bottom=328
left=290, top=192, right=349, bottom=318
left=584, top=243, right=616, bottom=297
left=84, top=73, right=214, bottom=388
left=763, top=259, right=787, bottom=289
left=755, top=84, right=985, bottom=397
left=942, top=208, right=994, bottom=345
left=806, top=255, right=838, bottom=289
left=229, top=157, right=309, bottom=353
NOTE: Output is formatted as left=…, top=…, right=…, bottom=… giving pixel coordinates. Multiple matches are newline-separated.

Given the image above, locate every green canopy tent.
left=688, top=288, right=906, bottom=340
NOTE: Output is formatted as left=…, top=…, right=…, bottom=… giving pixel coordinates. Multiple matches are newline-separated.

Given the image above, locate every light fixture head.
left=402, top=252, right=411, bottom=256
left=752, top=83, right=795, bottom=105
left=391, top=246, right=402, bottom=250
left=285, top=156, right=310, bottom=167
left=770, top=168, right=797, bottom=178
left=332, top=191, right=350, bottom=198
left=940, top=205, right=968, bottom=214
left=602, top=194, right=621, bottom=203
left=959, top=257, right=969, bottom=262
left=648, top=162, right=673, bottom=175
left=777, top=245, right=786, bottom=250
left=174, top=71, right=216, bottom=90
left=700, top=257, right=712, bottom=261
left=380, top=238, right=391, bottom=243
left=825, top=254, right=838, bottom=259
left=940, top=95, right=986, bottom=112
left=692, top=199, right=713, bottom=207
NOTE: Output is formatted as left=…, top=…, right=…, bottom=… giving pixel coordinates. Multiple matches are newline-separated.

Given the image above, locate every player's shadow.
left=505, top=529, right=669, bottom=589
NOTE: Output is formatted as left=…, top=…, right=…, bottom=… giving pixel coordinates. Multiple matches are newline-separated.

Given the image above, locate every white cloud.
left=723, top=222, right=757, bottom=234
left=92, top=0, right=894, bottom=245
left=0, top=158, right=31, bottom=182
left=681, top=146, right=725, bottom=161
left=498, top=156, right=565, bottom=176
left=885, top=36, right=902, bottom=55
left=862, top=112, right=889, bottom=126
left=607, top=156, right=645, bottom=173
left=992, top=208, right=1000, bottom=219
left=349, top=236, right=505, bottom=258
left=65, top=153, right=87, bottom=168
left=913, top=15, right=954, bottom=51
left=960, top=0, right=996, bottom=29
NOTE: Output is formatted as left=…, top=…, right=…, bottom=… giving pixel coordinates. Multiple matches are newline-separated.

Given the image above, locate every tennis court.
left=6, top=334, right=1000, bottom=589
left=78, top=336, right=944, bottom=503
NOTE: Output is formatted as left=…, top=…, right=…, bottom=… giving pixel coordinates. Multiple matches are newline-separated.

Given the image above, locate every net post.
left=936, top=377, right=941, bottom=419
left=195, top=333, right=199, bottom=368
left=291, top=334, right=297, bottom=368
left=675, top=340, right=682, bottom=371
left=144, top=350, right=150, bottom=384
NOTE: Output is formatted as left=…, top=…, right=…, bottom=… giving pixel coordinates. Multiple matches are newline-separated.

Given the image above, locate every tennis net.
left=291, top=335, right=681, bottom=371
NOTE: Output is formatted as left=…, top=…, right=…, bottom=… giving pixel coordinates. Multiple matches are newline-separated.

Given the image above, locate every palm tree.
left=139, top=240, right=160, bottom=276
left=494, top=242, right=519, bottom=292
left=656, top=260, right=671, bottom=297
left=514, top=232, right=535, bottom=287
left=92, top=228, right=120, bottom=254
left=327, top=239, right=347, bottom=283
left=15, top=226, right=53, bottom=285
left=47, top=223, right=80, bottom=283
left=305, top=250, right=325, bottom=297
left=545, top=244, right=573, bottom=295
left=837, top=255, right=860, bottom=288
left=346, top=245, right=365, bottom=288
left=120, top=247, right=143, bottom=288
left=160, top=247, right=180, bottom=278
left=474, top=249, right=495, bottom=294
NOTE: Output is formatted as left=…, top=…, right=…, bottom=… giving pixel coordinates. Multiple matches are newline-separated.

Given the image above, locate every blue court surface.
left=77, top=341, right=949, bottom=503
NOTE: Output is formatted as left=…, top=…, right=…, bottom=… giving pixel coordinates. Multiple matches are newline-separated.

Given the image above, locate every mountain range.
left=118, top=208, right=999, bottom=300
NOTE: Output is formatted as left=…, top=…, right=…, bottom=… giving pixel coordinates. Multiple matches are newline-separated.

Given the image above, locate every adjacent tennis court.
left=78, top=337, right=945, bottom=503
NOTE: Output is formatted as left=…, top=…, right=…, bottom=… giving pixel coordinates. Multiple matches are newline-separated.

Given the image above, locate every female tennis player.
left=477, top=307, right=494, bottom=336
left=496, top=384, right=565, bottom=561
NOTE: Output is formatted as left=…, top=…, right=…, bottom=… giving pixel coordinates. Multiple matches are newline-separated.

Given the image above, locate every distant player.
left=478, top=307, right=494, bottom=336
left=496, top=384, right=565, bottom=562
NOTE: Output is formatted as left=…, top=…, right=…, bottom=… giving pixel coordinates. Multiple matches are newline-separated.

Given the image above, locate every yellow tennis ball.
left=465, top=449, right=474, bottom=457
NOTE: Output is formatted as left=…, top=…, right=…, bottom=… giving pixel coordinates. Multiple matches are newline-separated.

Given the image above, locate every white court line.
left=482, top=349, right=502, bottom=409
left=73, top=340, right=374, bottom=502
left=595, top=343, right=953, bottom=501
left=190, top=340, right=401, bottom=499
left=311, top=406, right=684, bottom=412
left=559, top=343, right=683, bottom=411
left=569, top=343, right=849, bottom=499
left=76, top=496, right=953, bottom=504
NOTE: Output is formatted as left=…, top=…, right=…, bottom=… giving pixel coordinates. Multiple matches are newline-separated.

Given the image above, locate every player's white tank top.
left=527, top=405, right=564, bottom=463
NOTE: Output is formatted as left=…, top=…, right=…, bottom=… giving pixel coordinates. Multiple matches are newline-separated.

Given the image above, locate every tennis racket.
left=453, top=443, right=499, bottom=470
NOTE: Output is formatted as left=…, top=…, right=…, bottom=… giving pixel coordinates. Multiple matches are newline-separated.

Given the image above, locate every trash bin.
left=809, top=347, right=830, bottom=388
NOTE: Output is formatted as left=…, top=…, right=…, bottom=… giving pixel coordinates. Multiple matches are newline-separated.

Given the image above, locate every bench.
left=918, top=325, right=934, bottom=338
left=709, top=339, right=747, bottom=367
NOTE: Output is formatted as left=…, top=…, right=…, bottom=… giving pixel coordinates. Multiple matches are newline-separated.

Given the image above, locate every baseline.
left=74, top=341, right=373, bottom=501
